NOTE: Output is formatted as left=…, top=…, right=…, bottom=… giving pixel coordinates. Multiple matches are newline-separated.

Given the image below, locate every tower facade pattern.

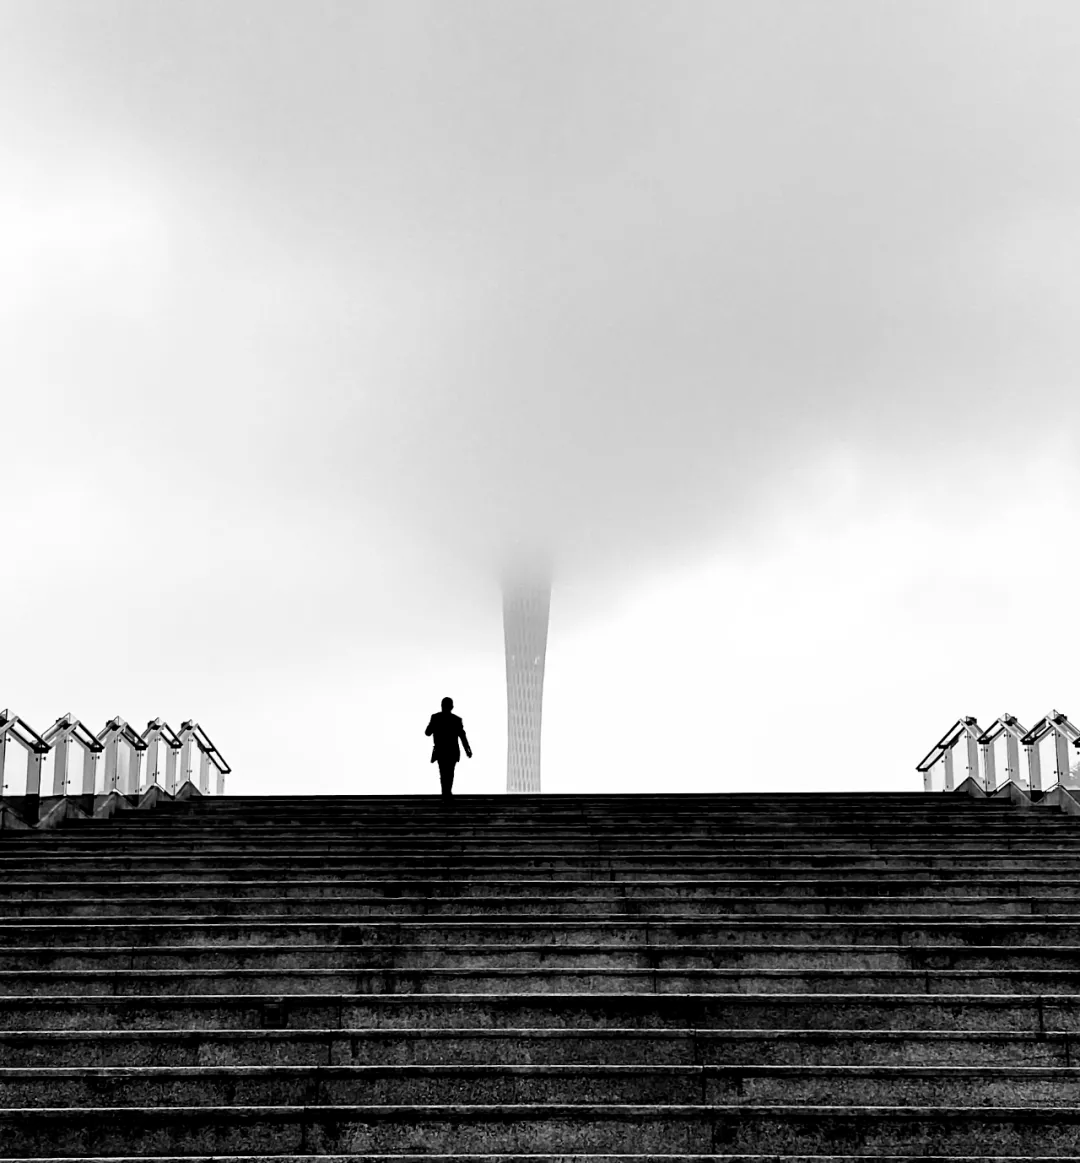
left=502, top=578, right=550, bottom=793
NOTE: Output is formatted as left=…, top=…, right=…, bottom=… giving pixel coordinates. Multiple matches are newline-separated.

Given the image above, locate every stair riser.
left=0, top=883, right=1069, bottom=902
left=4, top=1106, right=1080, bottom=1156
left=3, top=856, right=1071, bottom=875
left=2, top=968, right=1080, bottom=996
left=10, top=942, right=1080, bottom=972
left=0, top=993, right=1069, bottom=1031
left=12, top=840, right=1077, bottom=856
left=0, top=878, right=1068, bottom=898
left=1, top=919, right=1076, bottom=945
left=32, top=827, right=1059, bottom=843
left=0, top=1029, right=1066, bottom=1067
left=2, top=1071, right=1077, bottom=1107
left=0, top=897, right=1060, bottom=919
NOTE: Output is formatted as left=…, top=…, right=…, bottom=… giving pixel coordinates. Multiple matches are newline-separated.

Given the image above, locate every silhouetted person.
left=425, top=696, right=472, bottom=796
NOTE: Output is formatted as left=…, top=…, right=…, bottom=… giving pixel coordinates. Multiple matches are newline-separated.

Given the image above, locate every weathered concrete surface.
left=2, top=790, right=1079, bottom=1159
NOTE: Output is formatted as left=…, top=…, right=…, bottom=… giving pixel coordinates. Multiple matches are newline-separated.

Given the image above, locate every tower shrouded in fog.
left=502, top=567, right=551, bottom=793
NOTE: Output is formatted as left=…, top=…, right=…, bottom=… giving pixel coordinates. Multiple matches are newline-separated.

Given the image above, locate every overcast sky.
left=3, top=1, right=1080, bottom=798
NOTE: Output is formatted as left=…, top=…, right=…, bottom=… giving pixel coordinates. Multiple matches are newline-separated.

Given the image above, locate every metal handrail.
left=0, top=710, right=50, bottom=797
left=41, top=715, right=105, bottom=796
left=142, top=719, right=184, bottom=794
left=178, top=720, right=230, bottom=795
left=916, top=717, right=982, bottom=792
left=919, top=710, right=1080, bottom=793
left=0, top=710, right=229, bottom=798
left=1020, top=712, right=1080, bottom=792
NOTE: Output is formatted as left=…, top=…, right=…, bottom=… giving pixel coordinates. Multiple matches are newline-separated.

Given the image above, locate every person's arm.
left=459, top=723, right=472, bottom=758
left=424, top=716, right=435, bottom=737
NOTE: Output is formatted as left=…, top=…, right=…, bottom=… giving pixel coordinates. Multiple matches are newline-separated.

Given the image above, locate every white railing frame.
left=0, top=710, right=229, bottom=798
left=1021, top=711, right=1080, bottom=792
left=917, top=716, right=982, bottom=792
left=0, top=710, right=49, bottom=798
left=919, top=709, right=1080, bottom=793
left=41, top=714, right=104, bottom=796
left=975, top=714, right=1028, bottom=793
left=177, top=720, right=229, bottom=795
left=97, top=717, right=148, bottom=795
left=141, top=719, right=183, bottom=793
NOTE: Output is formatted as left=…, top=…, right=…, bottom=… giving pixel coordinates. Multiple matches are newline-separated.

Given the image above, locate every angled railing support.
left=917, top=717, right=982, bottom=793
left=96, top=718, right=149, bottom=796
left=976, top=714, right=1028, bottom=793
left=1022, top=711, right=1080, bottom=792
left=141, top=719, right=182, bottom=793
left=0, top=710, right=49, bottom=800
left=42, top=715, right=104, bottom=796
left=178, top=721, right=230, bottom=796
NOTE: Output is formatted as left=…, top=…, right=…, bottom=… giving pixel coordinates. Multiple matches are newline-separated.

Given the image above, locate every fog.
left=3, top=2, right=1079, bottom=795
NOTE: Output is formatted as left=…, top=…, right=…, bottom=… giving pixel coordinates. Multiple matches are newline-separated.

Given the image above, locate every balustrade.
left=918, top=710, right=1080, bottom=793
left=0, top=710, right=229, bottom=798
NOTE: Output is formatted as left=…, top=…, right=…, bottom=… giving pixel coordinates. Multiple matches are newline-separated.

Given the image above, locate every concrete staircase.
left=2, top=791, right=1080, bottom=1160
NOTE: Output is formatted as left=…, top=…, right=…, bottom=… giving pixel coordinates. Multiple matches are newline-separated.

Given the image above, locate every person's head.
left=441, top=697, right=454, bottom=712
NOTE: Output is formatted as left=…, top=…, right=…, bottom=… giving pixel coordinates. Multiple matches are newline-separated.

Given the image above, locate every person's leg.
left=438, top=759, right=455, bottom=796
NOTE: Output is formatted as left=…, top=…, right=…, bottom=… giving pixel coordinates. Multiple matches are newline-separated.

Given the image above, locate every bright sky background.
left=3, top=2, right=1080, bottom=797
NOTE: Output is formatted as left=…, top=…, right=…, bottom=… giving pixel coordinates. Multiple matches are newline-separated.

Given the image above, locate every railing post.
left=165, top=742, right=179, bottom=793
left=980, top=738, right=997, bottom=792
left=51, top=730, right=70, bottom=795
left=1054, top=726, right=1071, bottom=786
left=103, top=730, right=119, bottom=792
left=943, top=748, right=955, bottom=791
left=122, top=737, right=143, bottom=794
left=0, top=731, right=7, bottom=796
left=81, top=743, right=98, bottom=795
left=178, top=727, right=195, bottom=789
left=1026, top=740, right=1042, bottom=792
left=199, top=747, right=210, bottom=795
left=964, top=729, right=980, bottom=787
left=25, top=747, right=43, bottom=797
left=144, top=728, right=161, bottom=788
left=1005, top=731, right=1021, bottom=785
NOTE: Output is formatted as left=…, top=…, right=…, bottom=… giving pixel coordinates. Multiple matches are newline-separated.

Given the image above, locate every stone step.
left=2, top=917, right=1076, bottom=946
left=15, top=836, right=1078, bottom=852
left=0, top=894, right=1068, bottom=920
left=3, top=1063, right=1079, bottom=1108
left=2, top=877, right=1071, bottom=899
left=0, top=1026, right=1069, bottom=1068
left=4, top=965, right=1080, bottom=997
left=2, top=792, right=1069, bottom=1163
left=174, top=791, right=1011, bottom=804
left=173, top=802, right=1015, bottom=815
left=26, top=837, right=1055, bottom=853
left=47, top=820, right=1058, bottom=836
left=4, top=1102, right=1080, bottom=1156
left=7, top=942, right=1080, bottom=974
left=122, top=815, right=1023, bottom=831
left=71, top=828, right=1055, bottom=846
left=0, top=990, right=1072, bottom=1032
left=2, top=1156, right=1074, bottom=1163
left=3, top=855, right=1074, bottom=874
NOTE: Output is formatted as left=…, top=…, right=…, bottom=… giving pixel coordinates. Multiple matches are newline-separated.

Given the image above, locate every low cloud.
left=2, top=1, right=1079, bottom=704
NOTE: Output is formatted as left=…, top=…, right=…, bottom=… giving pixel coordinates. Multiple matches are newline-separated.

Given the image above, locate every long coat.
left=425, top=711, right=470, bottom=763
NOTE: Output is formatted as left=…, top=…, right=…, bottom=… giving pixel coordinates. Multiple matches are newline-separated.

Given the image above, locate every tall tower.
left=502, top=571, right=550, bottom=793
